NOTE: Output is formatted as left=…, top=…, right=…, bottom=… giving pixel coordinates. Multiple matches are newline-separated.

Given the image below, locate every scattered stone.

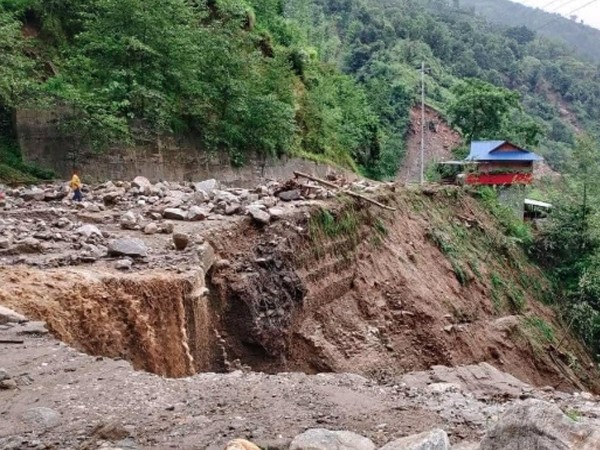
left=187, top=205, right=210, bottom=221
left=132, top=176, right=152, bottom=192
left=115, top=259, right=133, bottom=271
left=479, top=399, right=600, bottom=450
left=120, top=211, right=139, bottom=230
left=0, top=378, right=17, bottom=390
left=225, top=203, right=242, bottom=216
left=144, top=223, right=159, bottom=235
left=0, top=369, right=9, bottom=381
left=163, top=208, right=187, bottom=221
left=194, top=179, right=219, bottom=196
left=20, top=407, right=61, bottom=428
left=225, top=439, right=262, bottom=450
left=0, top=237, right=10, bottom=249
left=0, top=305, right=27, bottom=324
left=108, top=238, right=148, bottom=258
left=159, top=221, right=174, bottom=234
left=290, top=429, right=376, bottom=450
left=379, top=429, right=450, bottom=450
left=76, top=224, right=103, bottom=240
left=197, top=243, right=216, bottom=272
left=247, top=206, right=271, bottom=225
left=17, top=321, right=49, bottom=336
left=278, top=190, right=301, bottom=202
left=21, top=188, right=46, bottom=202
left=14, top=237, right=42, bottom=254
left=191, top=190, right=209, bottom=205
left=268, top=208, right=285, bottom=220
left=173, top=233, right=190, bottom=251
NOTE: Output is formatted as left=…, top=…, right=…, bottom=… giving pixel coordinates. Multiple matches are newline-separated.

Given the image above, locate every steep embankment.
left=210, top=186, right=598, bottom=391
left=0, top=183, right=597, bottom=391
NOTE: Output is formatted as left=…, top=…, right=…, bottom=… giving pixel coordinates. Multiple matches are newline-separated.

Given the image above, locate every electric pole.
left=420, top=61, right=425, bottom=185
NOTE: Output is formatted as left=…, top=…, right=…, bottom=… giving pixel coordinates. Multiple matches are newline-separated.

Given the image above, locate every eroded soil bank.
left=1, top=180, right=598, bottom=393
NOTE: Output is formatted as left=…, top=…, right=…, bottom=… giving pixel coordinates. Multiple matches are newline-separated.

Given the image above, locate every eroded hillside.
left=0, top=178, right=597, bottom=393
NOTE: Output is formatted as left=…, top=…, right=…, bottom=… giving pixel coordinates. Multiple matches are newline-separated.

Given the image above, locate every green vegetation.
left=2, top=0, right=600, bottom=181
left=460, top=0, right=600, bottom=63
left=523, top=316, right=556, bottom=345
left=532, top=135, right=600, bottom=360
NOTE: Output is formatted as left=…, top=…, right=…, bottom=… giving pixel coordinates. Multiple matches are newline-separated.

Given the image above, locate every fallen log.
left=293, top=171, right=397, bottom=211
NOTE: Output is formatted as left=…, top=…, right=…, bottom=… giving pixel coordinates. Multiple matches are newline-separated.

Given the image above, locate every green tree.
left=447, top=78, right=520, bottom=141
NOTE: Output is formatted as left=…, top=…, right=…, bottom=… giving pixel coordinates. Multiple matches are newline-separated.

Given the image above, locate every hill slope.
left=460, top=0, right=600, bottom=62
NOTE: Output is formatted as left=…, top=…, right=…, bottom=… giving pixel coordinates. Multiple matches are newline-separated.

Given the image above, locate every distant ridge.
left=459, top=0, right=600, bottom=62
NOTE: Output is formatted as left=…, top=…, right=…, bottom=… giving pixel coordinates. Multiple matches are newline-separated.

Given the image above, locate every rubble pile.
left=0, top=175, right=380, bottom=270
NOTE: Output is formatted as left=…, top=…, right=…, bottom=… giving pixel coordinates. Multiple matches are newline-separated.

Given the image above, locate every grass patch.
left=490, top=271, right=527, bottom=314
left=564, top=409, right=581, bottom=422
left=523, top=316, right=556, bottom=344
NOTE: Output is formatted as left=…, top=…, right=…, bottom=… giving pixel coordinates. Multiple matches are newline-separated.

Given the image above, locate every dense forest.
left=460, top=0, right=600, bottom=63
left=1, top=0, right=600, bottom=180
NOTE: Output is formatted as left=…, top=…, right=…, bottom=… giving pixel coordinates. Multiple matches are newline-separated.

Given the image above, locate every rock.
left=17, top=321, right=49, bottom=335
left=247, top=206, right=271, bottom=225
left=290, top=429, right=376, bottom=450
left=20, top=407, right=61, bottom=428
left=132, top=176, right=152, bottom=192
left=0, top=369, right=9, bottom=381
left=379, top=430, right=450, bottom=450
left=14, top=237, right=42, bottom=254
left=479, top=399, right=600, bottom=450
left=0, top=379, right=17, bottom=390
left=0, top=237, right=10, bottom=249
left=197, top=243, right=216, bottom=272
left=268, top=207, right=285, bottom=220
left=120, top=211, right=139, bottom=230
left=115, top=259, right=133, bottom=271
left=44, top=190, right=66, bottom=201
left=144, top=223, right=159, bottom=235
left=0, top=305, right=27, bottom=324
left=56, top=217, right=73, bottom=229
left=187, top=205, right=210, bottom=221
left=451, top=443, right=479, bottom=450
left=163, top=208, right=187, bottom=221
left=108, top=238, right=148, bottom=258
left=194, top=179, right=219, bottom=196
left=191, top=190, right=209, bottom=205
left=173, top=233, right=190, bottom=251
left=76, top=224, right=103, bottom=240
left=278, top=189, right=301, bottom=202
left=160, top=221, right=174, bottom=234
left=224, top=439, right=262, bottom=450
left=225, top=203, right=242, bottom=216
left=21, top=187, right=45, bottom=202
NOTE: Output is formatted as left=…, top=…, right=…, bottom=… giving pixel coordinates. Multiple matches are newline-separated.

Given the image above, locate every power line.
left=536, top=0, right=600, bottom=29
left=547, top=0, right=583, bottom=13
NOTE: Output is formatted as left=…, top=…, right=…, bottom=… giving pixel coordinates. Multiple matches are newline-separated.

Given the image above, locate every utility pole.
left=420, top=61, right=425, bottom=185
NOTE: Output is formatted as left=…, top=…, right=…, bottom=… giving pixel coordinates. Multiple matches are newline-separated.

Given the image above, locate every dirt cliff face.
left=208, top=187, right=598, bottom=391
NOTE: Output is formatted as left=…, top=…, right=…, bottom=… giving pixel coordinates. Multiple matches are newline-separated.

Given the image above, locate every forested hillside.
left=460, top=0, right=600, bottom=63
left=1, top=0, right=600, bottom=180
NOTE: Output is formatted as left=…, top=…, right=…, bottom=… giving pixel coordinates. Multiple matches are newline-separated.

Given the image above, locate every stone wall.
left=15, top=109, right=348, bottom=186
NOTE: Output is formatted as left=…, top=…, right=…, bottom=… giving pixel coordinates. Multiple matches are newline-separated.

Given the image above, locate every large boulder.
left=187, top=205, right=210, bottom=221
left=247, top=206, right=270, bottom=225
left=108, top=238, right=148, bottom=258
left=379, top=429, right=450, bottom=450
left=290, top=429, right=375, bottom=450
left=224, top=439, right=261, bottom=450
left=479, top=399, right=600, bottom=450
left=194, top=179, right=219, bottom=196
left=163, top=208, right=187, bottom=221
left=132, top=176, right=152, bottom=193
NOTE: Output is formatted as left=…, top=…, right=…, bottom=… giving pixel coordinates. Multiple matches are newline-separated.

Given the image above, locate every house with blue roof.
left=464, top=140, right=543, bottom=185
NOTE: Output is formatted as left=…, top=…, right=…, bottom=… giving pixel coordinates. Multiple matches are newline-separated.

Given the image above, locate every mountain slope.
left=460, top=0, right=600, bottom=62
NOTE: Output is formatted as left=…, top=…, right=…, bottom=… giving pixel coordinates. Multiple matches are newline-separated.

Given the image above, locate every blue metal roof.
left=466, top=140, right=543, bottom=162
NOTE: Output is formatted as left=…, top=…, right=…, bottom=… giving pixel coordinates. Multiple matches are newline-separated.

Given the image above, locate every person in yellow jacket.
left=69, top=170, right=82, bottom=202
